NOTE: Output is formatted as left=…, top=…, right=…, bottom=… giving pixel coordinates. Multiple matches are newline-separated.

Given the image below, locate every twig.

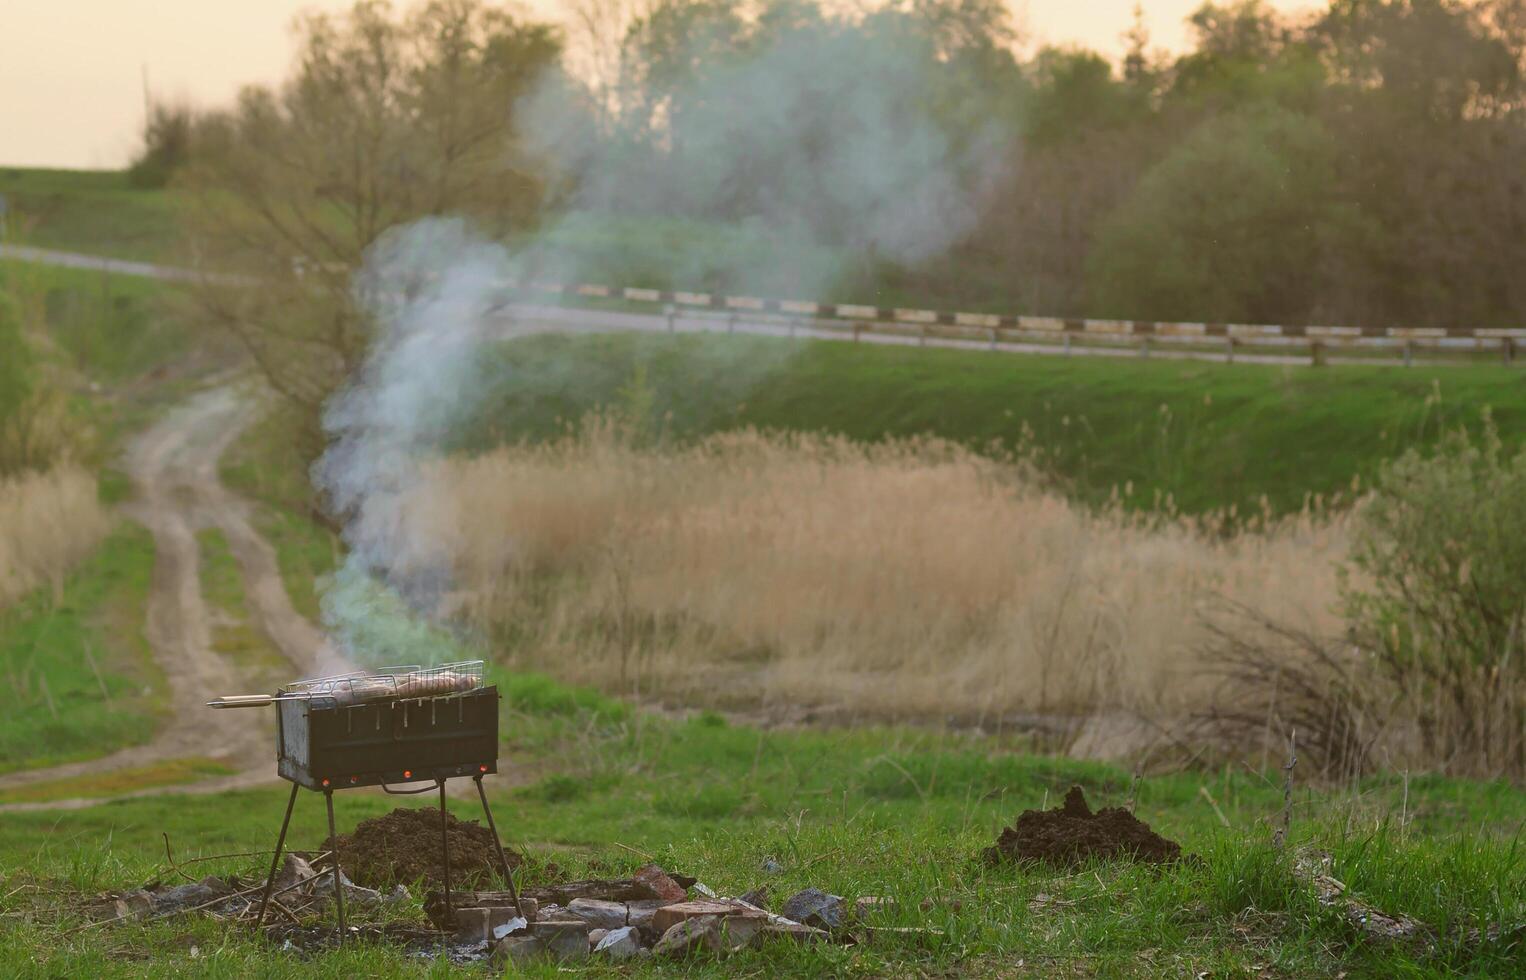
left=612, top=841, right=653, bottom=861
left=37, top=674, right=58, bottom=721
left=163, top=833, right=196, bottom=884
left=76, top=850, right=333, bottom=933
left=1399, top=769, right=1410, bottom=840
left=1275, top=729, right=1297, bottom=848
left=82, top=640, right=112, bottom=703
left=802, top=848, right=844, bottom=869
left=1197, top=786, right=1230, bottom=828
left=1126, top=766, right=1141, bottom=813
left=175, top=849, right=272, bottom=868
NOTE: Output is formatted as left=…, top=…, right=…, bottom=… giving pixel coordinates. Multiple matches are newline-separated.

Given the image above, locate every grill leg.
left=254, top=782, right=300, bottom=931
left=438, top=779, right=453, bottom=924
left=475, top=774, right=524, bottom=917
left=325, top=788, right=346, bottom=945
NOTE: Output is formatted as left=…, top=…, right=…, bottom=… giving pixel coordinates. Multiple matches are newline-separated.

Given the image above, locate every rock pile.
left=435, top=863, right=900, bottom=963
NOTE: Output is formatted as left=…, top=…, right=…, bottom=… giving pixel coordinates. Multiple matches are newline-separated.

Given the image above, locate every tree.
left=1086, top=106, right=1363, bottom=324
left=127, top=99, right=199, bottom=190
left=183, top=0, right=561, bottom=452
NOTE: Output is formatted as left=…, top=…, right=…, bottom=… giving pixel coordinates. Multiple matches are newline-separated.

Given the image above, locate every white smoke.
left=312, top=7, right=1015, bottom=663
left=314, top=219, right=513, bottom=664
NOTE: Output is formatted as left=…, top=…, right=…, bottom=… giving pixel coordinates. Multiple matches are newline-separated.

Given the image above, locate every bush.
left=1343, top=418, right=1526, bottom=778
left=127, top=100, right=197, bottom=189
left=0, top=294, right=30, bottom=432
left=0, top=291, right=89, bottom=477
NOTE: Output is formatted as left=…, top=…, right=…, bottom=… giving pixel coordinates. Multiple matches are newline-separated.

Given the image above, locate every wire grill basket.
left=280, top=660, right=485, bottom=706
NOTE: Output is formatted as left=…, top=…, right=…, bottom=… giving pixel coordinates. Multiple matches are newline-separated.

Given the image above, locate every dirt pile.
left=328, top=807, right=518, bottom=889
left=983, top=785, right=1182, bottom=867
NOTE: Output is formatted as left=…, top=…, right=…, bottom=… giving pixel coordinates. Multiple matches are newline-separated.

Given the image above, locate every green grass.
left=218, top=406, right=340, bottom=622
left=0, top=524, right=165, bottom=773
left=195, top=529, right=288, bottom=681
left=464, top=332, right=1526, bottom=516
left=0, top=259, right=192, bottom=386
left=0, top=671, right=1521, bottom=976
left=0, top=168, right=182, bottom=263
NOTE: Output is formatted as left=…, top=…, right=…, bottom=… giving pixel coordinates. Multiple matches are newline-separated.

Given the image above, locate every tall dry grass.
left=0, top=466, right=112, bottom=610
left=406, top=418, right=1347, bottom=726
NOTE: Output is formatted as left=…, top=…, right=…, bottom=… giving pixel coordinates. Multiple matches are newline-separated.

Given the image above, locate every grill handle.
left=207, top=695, right=275, bottom=709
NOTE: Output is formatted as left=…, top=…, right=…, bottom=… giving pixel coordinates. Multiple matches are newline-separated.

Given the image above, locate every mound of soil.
left=327, top=807, right=519, bottom=890
left=983, top=785, right=1182, bottom=867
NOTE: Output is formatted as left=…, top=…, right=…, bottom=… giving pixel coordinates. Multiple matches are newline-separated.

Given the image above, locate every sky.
left=0, top=1, right=1314, bottom=169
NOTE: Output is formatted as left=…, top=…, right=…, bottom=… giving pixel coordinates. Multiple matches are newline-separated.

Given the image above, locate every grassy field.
left=0, top=168, right=182, bottom=263
left=4, top=171, right=1523, bottom=976
left=0, top=671, right=1521, bottom=976
left=0, top=525, right=163, bottom=773
left=465, top=333, right=1526, bottom=516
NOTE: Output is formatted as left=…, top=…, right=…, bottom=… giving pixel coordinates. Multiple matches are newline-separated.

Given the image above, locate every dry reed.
left=404, top=419, right=1347, bottom=727
left=0, top=466, right=112, bottom=610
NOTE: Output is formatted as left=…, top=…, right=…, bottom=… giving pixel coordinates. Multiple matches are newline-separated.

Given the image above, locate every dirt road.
left=0, top=386, right=328, bottom=809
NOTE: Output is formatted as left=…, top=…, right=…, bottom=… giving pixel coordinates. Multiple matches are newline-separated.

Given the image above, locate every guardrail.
left=6, top=243, right=1521, bottom=368
left=515, top=280, right=1525, bottom=368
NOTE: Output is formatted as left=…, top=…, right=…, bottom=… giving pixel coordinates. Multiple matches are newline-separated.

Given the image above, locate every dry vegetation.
left=408, top=419, right=1347, bottom=728
left=0, top=466, right=112, bottom=609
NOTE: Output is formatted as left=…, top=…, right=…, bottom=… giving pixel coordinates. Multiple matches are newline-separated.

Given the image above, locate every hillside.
left=466, top=332, right=1526, bottom=516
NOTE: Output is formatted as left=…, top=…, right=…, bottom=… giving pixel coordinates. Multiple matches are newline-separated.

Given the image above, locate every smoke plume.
left=313, top=6, right=1013, bottom=664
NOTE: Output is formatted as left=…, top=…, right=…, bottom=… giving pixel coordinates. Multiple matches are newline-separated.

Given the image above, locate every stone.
left=693, top=882, right=718, bottom=899
left=652, top=912, right=768, bottom=956
left=272, top=854, right=316, bottom=899
left=715, top=914, right=766, bottom=950
left=154, top=877, right=231, bottom=911
left=761, top=856, right=784, bottom=874
left=588, top=928, right=609, bottom=947
left=112, top=891, right=154, bottom=920
left=781, top=888, right=846, bottom=931
left=453, top=906, right=527, bottom=942
left=653, top=915, right=724, bottom=957
left=529, top=919, right=591, bottom=960
left=738, top=886, right=770, bottom=909
left=490, top=936, right=543, bottom=964
left=593, top=925, right=643, bottom=959
left=566, top=897, right=629, bottom=931
left=625, top=900, right=668, bottom=930
left=632, top=864, right=688, bottom=902
left=651, top=900, right=753, bottom=935
left=311, top=869, right=382, bottom=906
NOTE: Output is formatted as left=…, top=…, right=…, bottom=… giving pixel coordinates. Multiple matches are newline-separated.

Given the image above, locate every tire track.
left=0, top=386, right=327, bottom=808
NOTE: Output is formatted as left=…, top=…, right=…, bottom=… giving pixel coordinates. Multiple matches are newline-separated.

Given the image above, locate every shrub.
left=0, top=294, right=30, bottom=433
left=1342, top=417, right=1526, bottom=778
left=126, top=100, right=197, bottom=189
left=0, top=291, right=90, bottom=477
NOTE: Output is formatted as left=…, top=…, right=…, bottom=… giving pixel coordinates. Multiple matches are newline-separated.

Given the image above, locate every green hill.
left=0, top=168, right=181, bottom=263
left=468, top=332, right=1526, bottom=516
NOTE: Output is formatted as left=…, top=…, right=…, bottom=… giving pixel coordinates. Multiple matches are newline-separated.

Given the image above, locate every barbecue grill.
left=209, top=661, right=521, bottom=941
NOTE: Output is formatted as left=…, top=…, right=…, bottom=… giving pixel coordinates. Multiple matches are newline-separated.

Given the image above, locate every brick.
left=650, top=900, right=753, bottom=935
